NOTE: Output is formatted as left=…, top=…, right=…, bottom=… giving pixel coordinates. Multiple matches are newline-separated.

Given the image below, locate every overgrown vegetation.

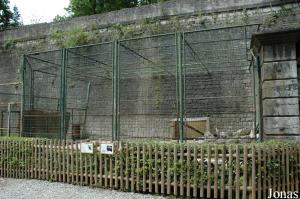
left=0, top=137, right=298, bottom=191
left=51, top=27, right=93, bottom=48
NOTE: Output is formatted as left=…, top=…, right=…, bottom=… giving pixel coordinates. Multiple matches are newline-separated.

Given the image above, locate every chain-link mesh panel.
left=119, top=34, right=178, bottom=139
left=66, top=43, right=113, bottom=140
left=183, top=25, right=258, bottom=139
left=23, top=50, right=62, bottom=138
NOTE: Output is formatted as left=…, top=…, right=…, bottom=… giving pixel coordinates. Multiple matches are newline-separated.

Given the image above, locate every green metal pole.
left=176, top=32, right=185, bottom=142
left=257, top=56, right=263, bottom=141
left=20, top=55, right=26, bottom=136
left=60, top=48, right=67, bottom=140
left=112, top=40, right=120, bottom=141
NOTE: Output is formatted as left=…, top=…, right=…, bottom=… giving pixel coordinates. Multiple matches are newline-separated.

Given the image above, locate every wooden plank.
left=99, top=143, right=103, bottom=187
left=67, top=141, right=70, bottom=184
left=58, top=140, right=62, bottom=182
left=180, top=144, right=184, bottom=196
left=173, top=144, right=178, bottom=196
left=155, top=144, right=159, bottom=194
left=186, top=145, right=191, bottom=197
left=242, top=145, right=248, bottom=199
left=0, top=140, right=3, bottom=177
left=200, top=145, right=204, bottom=198
left=296, top=145, right=299, bottom=192
left=214, top=145, right=218, bottom=199
left=71, top=141, right=74, bottom=184
left=161, top=144, right=165, bottom=195
left=136, top=144, right=140, bottom=192
left=62, top=141, right=66, bottom=183
left=86, top=153, right=89, bottom=185
left=207, top=145, right=211, bottom=199
left=80, top=141, right=83, bottom=185
left=34, top=139, right=38, bottom=179
left=257, top=146, right=262, bottom=199
left=267, top=146, right=271, bottom=192
left=46, top=140, right=49, bottom=181
left=94, top=147, right=98, bottom=186
left=251, top=145, right=256, bottom=199
left=104, top=156, right=108, bottom=187
left=125, top=143, right=129, bottom=190
left=130, top=144, right=134, bottom=191
left=115, top=147, right=118, bottom=189
left=228, top=146, right=233, bottom=199
left=42, top=140, right=45, bottom=180
left=221, top=145, right=225, bottom=199
left=89, top=154, right=93, bottom=186
left=120, top=142, right=124, bottom=189
left=50, top=140, right=53, bottom=182
left=290, top=146, right=294, bottom=192
left=286, top=147, right=290, bottom=192
left=262, top=146, right=267, bottom=199
left=149, top=144, right=153, bottom=193
left=272, top=146, right=277, bottom=192
left=193, top=144, right=198, bottom=198
left=235, top=145, right=240, bottom=199
left=76, top=141, right=79, bottom=184
left=167, top=144, right=171, bottom=195
left=142, top=143, right=146, bottom=192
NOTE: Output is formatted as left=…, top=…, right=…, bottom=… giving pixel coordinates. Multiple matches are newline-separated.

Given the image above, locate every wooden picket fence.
left=0, top=138, right=299, bottom=199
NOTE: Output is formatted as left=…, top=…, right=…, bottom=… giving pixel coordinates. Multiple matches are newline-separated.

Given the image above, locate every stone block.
left=263, top=98, right=299, bottom=116
left=262, top=61, right=297, bottom=80
left=262, top=79, right=299, bottom=98
left=263, top=43, right=296, bottom=62
left=264, top=116, right=300, bottom=135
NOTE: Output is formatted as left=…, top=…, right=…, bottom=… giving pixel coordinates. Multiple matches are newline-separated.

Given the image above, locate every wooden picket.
left=0, top=139, right=300, bottom=199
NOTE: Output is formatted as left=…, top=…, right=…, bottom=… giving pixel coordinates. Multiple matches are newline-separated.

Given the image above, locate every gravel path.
left=0, top=178, right=169, bottom=199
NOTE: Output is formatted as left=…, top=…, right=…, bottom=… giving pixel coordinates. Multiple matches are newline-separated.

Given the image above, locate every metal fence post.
left=60, top=48, right=67, bottom=140
left=176, top=32, right=185, bottom=142
left=7, top=103, right=11, bottom=137
left=112, top=40, right=120, bottom=141
left=257, top=56, right=263, bottom=141
left=20, top=55, right=26, bottom=136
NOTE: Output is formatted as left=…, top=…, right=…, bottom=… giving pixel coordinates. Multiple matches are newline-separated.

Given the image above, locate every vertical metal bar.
left=176, top=32, right=185, bottom=142
left=60, top=48, right=67, bottom=140
left=257, top=56, right=263, bottom=141
left=7, top=103, right=11, bottom=137
left=251, top=59, right=257, bottom=140
left=30, top=68, right=34, bottom=110
left=20, top=55, right=26, bottom=136
left=112, top=41, right=120, bottom=141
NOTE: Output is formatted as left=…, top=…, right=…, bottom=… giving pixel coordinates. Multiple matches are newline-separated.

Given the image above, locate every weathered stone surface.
left=261, top=61, right=297, bottom=80
left=262, top=79, right=299, bottom=98
left=264, top=116, right=300, bottom=135
left=263, top=43, right=296, bottom=62
left=263, top=98, right=299, bottom=116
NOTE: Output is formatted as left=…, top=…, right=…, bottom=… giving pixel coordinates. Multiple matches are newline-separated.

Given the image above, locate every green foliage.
left=264, top=6, right=294, bottom=27
left=2, top=38, right=16, bottom=50
left=51, top=27, right=93, bottom=48
left=0, top=0, right=22, bottom=30
left=0, top=138, right=299, bottom=194
left=53, top=15, right=71, bottom=23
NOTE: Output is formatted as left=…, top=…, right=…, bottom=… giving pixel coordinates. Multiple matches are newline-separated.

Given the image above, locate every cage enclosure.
left=22, top=25, right=259, bottom=141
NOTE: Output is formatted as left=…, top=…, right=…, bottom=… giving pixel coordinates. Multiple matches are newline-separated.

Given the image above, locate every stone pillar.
left=261, top=43, right=300, bottom=138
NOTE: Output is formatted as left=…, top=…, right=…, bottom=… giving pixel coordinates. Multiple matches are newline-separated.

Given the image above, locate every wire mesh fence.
left=18, top=24, right=260, bottom=141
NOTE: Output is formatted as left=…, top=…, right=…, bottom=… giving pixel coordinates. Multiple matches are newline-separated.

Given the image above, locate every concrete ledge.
left=0, top=0, right=296, bottom=43
left=262, top=60, right=297, bottom=80
left=262, top=79, right=299, bottom=98
left=264, top=116, right=300, bottom=135
left=263, top=43, right=296, bottom=62
left=263, top=98, right=299, bottom=116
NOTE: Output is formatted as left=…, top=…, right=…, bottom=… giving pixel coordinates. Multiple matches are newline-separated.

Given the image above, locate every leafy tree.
left=0, top=0, right=21, bottom=29
left=66, top=0, right=167, bottom=17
